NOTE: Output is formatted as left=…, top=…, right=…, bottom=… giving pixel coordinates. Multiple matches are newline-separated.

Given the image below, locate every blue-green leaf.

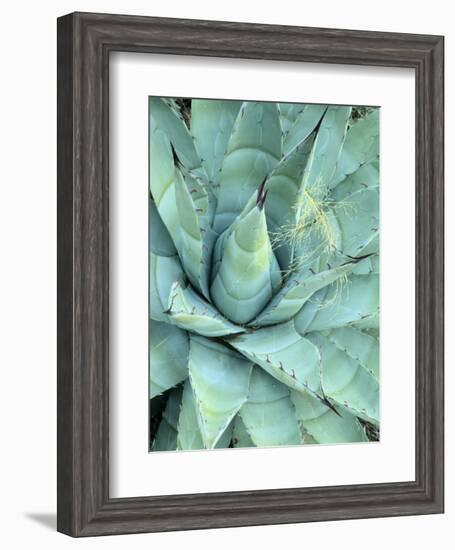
left=252, top=259, right=364, bottom=326
left=330, top=162, right=379, bottom=201
left=331, top=187, right=379, bottom=257
left=327, top=326, right=379, bottom=380
left=149, top=320, right=189, bottom=398
left=177, top=380, right=234, bottom=450
left=211, top=202, right=281, bottom=324
left=291, top=390, right=368, bottom=444
left=149, top=198, right=177, bottom=257
left=190, top=99, right=242, bottom=195
left=330, top=109, right=380, bottom=187
left=173, top=170, right=212, bottom=297
left=295, top=274, right=379, bottom=334
left=152, top=386, right=182, bottom=451
left=279, top=102, right=307, bottom=135
left=166, top=281, right=244, bottom=337
left=177, top=380, right=204, bottom=450
left=298, top=106, right=351, bottom=202
left=149, top=198, right=185, bottom=322
left=214, top=101, right=282, bottom=233
left=150, top=97, right=204, bottom=174
left=264, top=138, right=315, bottom=269
left=307, top=333, right=379, bottom=425
left=229, top=321, right=323, bottom=398
left=231, top=415, right=254, bottom=448
left=239, top=368, right=301, bottom=447
left=188, top=336, right=253, bottom=448
left=282, top=104, right=327, bottom=155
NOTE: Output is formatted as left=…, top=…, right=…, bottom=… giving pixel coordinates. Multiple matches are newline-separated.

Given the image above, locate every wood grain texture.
left=57, top=11, right=444, bottom=537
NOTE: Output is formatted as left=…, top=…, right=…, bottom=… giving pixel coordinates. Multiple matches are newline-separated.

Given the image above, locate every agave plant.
left=149, top=97, right=379, bottom=451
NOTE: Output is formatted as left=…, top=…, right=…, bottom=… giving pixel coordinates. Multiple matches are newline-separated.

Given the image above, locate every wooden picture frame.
left=57, top=12, right=444, bottom=536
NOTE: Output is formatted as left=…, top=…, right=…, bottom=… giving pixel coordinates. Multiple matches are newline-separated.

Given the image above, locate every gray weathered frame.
left=57, top=12, right=444, bottom=536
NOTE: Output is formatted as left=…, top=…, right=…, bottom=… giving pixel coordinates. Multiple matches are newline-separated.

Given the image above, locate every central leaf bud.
left=210, top=185, right=281, bottom=324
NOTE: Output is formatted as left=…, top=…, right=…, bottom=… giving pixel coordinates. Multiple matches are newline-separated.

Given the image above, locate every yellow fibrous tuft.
left=271, top=181, right=356, bottom=309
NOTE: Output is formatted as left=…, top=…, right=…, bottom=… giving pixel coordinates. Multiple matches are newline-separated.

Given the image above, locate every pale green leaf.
left=291, top=390, right=368, bottom=444
left=279, top=102, right=307, bottom=135
left=150, top=251, right=183, bottom=322
left=149, top=320, right=189, bottom=398
left=211, top=203, right=281, bottom=324
left=331, top=187, right=379, bottom=257
left=307, top=333, right=379, bottom=425
left=166, top=281, right=244, bottom=337
left=327, top=326, right=379, bottom=380
left=150, top=97, right=204, bottom=174
left=177, top=380, right=204, bottom=450
left=188, top=336, right=253, bottom=448
left=264, top=138, right=314, bottom=269
left=152, top=386, right=182, bottom=452
left=231, top=415, right=254, bottom=448
left=283, top=104, right=327, bottom=155
left=330, top=109, right=380, bottom=187
left=190, top=99, right=242, bottom=194
left=177, top=380, right=234, bottom=450
left=214, top=101, right=282, bottom=233
left=252, top=259, right=364, bottom=326
left=239, top=368, right=301, bottom=447
left=229, top=321, right=323, bottom=398
left=299, top=106, right=351, bottom=202
left=330, top=162, right=379, bottom=201
left=295, top=274, right=379, bottom=333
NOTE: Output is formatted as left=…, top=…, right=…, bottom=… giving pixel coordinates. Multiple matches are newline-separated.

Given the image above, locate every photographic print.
left=149, top=98, right=379, bottom=452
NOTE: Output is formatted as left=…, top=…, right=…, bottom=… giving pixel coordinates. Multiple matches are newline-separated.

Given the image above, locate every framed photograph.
left=57, top=12, right=444, bottom=536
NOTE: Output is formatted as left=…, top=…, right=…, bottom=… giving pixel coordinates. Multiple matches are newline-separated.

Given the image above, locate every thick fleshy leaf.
left=150, top=101, right=214, bottom=298
left=166, top=281, right=244, bottom=337
left=240, top=368, right=301, bottom=447
left=330, top=109, right=380, bottom=187
left=364, top=328, right=380, bottom=339
left=177, top=380, right=204, bottom=450
left=264, top=138, right=315, bottom=269
left=211, top=202, right=281, bottom=324
left=350, top=312, right=380, bottom=330
left=150, top=97, right=204, bottom=174
left=298, top=106, right=351, bottom=202
left=307, top=333, right=379, bottom=425
left=177, top=380, right=234, bottom=450
left=149, top=198, right=176, bottom=257
left=190, top=99, right=242, bottom=195
left=188, top=336, right=253, bottom=448
left=283, top=104, right=327, bottom=155
left=279, top=102, right=307, bottom=135
left=291, top=390, right=367, bottom=444
left=149, top=198, right=185, bottom=321
left=251, top=259, right=363, bottom=327
left=288, top=107, right=351, bottom=264
left=152, top=386, right=182, bottom=451
left=350, top=253, right=379, bottom=275
left=331, top=187, right=379, bottom=257
left=231, top=415, right=254, bottom=448
left=149, top=119, right=180, bottom=243
left=210, top=190, right=259, bottom=281
left=173, top=170, right=211, bottom=297
left=149, top=320, right=189, bottom=398
left=150, top=252, right=183, bottom=322
left=327, top=326, right=379, bottom=380
left=295, top=274, right=379, bottom=334
left=330, top=162, right=379, bottom=201
left=214, top=102, right=282, bottom=233
left=229, top=321, right=322, bottom=398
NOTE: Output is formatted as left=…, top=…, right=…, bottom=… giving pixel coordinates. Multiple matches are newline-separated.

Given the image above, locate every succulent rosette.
left=149, top=98, right=379, bottom=450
